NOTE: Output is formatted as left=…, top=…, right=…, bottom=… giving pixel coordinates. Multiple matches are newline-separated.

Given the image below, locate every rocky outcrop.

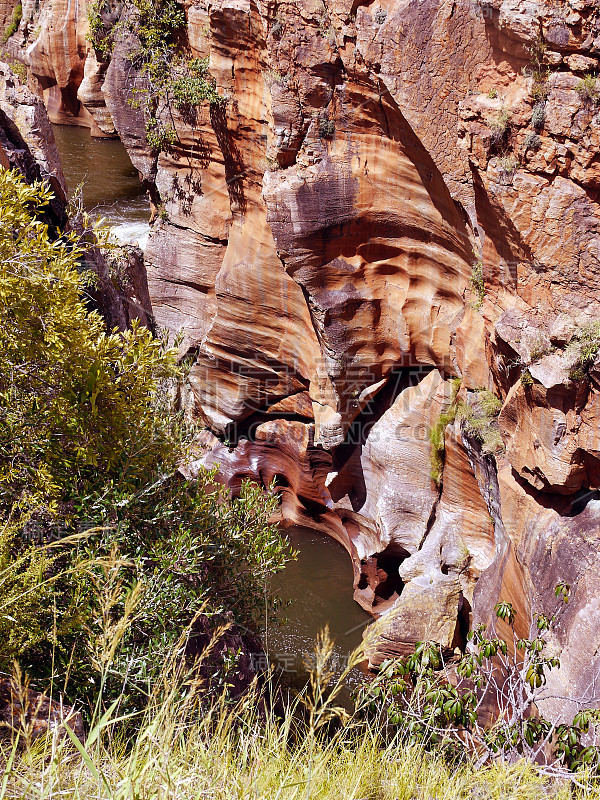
left=0, top=61, right=152, bottom=330
left=0, top=676, right=84, bottom=743
left=10, top=0, right=600, bottom=706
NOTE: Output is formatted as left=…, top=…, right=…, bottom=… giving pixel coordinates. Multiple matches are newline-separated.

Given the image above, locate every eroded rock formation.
left=7, top=0, right=600, bottom=711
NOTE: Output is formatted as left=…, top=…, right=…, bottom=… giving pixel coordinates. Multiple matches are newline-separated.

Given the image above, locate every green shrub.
left=0, top=168, right=291, bottom=712
left=575, top=74, right=599, bottom=105
left=356, top=585, right=600, bottom=776
left=1, top=3, right=22, bottom=43
left=2, top=630, right=579, bottom=800
left=529, top=332, right=550, bottom=362
left=87, top=0, right=222, bottom=149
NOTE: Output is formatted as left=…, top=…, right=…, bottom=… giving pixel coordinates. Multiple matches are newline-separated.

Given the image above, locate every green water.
left=268, top=527, right=370, bottom=682
left=52, top=124, right=150, bottom=248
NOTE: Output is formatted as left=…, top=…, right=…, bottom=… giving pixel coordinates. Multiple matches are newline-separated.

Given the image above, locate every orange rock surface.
left=10, top=0, right=600, bottom=695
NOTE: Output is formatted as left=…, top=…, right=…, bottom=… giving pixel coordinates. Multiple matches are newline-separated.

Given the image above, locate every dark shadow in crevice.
left=451, top=594, right=472, bottom=653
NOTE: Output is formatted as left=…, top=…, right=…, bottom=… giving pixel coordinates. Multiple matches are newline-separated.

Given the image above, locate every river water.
left=269, top=527, right=370, bottom=685
left=52, top=124, right=151, bottom=249
left=52, top=123, right=371, bottom=681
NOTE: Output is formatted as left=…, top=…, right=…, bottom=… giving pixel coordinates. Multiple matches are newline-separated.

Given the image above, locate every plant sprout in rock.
left=1, top=3, right=22, bottom=43
left=489, top=107, right=511, bottom=147
left=531, top=101, right=546, bottom=131
left=318, top=117, right=335, bottom=139
left=429, top=378, right=461, bottom=486
left=524, top=132, right=541, bottom=153
left=520, top=368, right=534, bottom=388
left=528, top=36, right=550, bottom=102
left=470, top=258, right=485, bottom=310
left=576, top=74, right=600, bottom=105
left=566, top=320, right=600, bottom=382
left=461, top=390, right=504, bottom=455
left=355, top=584, right=600, bottom=781
left=497, top=155, right=518, bottom=183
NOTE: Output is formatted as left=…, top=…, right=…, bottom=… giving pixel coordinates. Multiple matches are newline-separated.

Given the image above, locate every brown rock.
left=0, top=677, right=84, bottom=743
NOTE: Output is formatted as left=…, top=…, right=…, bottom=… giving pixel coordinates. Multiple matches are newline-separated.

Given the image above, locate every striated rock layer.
left=10, top=0, right=600, bottom=708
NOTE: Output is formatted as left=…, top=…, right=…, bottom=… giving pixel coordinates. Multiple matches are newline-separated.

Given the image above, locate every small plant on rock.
left=489, top=107, right=511, bottom=147
left=576, top=74, right=600, bottom=105
left=429, top=378, right=461, bottom=486
left=461, top=389, right=504, bottom=455
left=528, top=35, right=550, bottom=102
left=470, top=258, right=485, bottom=310
left=318, top=117, right=335, bottom=139
left=566, top=319, right=600, bottom=381
left=524, top=132, right=541, bottom=152
left=496, top=154, right=518, bottom=184
left=521, top=368, right=534, bottom=388
left=1, top=2, right=21, bottom=43
left=531, top=101, right=546, bottom=131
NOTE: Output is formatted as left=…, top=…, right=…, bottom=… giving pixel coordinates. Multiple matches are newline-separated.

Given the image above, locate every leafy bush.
left=1, top=3, right=22, bottom=43
left=87, top=0, right=222, bottom=149
left=356, top=586, right=600, bottom=778
left=0, top=168, right=291, bottom=711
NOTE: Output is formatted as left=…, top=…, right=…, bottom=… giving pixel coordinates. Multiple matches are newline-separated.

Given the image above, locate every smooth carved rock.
left=17, top=0, right=600, bottom=700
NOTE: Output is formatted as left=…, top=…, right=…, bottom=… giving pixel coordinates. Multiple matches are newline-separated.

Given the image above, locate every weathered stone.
left=14, top=0, right=600, bottom=707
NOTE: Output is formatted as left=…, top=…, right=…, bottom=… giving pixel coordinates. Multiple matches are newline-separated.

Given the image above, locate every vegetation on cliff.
left=0, top=167, right=289, bottom=713
left=87, top=0, right=221, bottom=149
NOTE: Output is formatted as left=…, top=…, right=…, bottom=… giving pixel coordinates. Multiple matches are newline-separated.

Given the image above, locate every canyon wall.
left=6, top=0, right=600, bottom=713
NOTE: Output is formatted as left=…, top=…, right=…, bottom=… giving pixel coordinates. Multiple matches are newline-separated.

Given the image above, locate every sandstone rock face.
left=0, top=62, right=151, bottom=330
left=17, top=0, right=600, bottom=705
left=0, top=61, right=67, bottom=223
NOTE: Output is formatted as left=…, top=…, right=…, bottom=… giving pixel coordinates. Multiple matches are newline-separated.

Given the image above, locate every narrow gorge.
left=2, top=0, right=600, bottom=721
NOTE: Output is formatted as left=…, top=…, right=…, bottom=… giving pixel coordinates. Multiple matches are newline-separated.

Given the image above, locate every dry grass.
left=2, top=629, right=598, bottom=800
